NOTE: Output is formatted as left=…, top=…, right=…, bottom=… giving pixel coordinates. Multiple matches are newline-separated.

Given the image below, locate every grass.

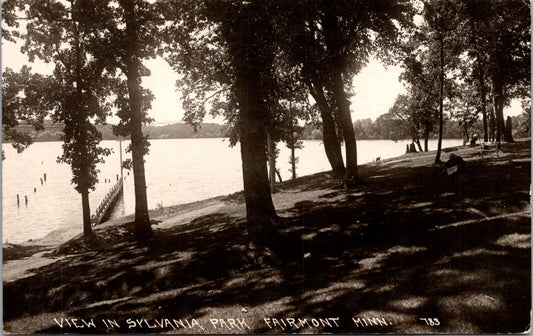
left=2, top=139, right=531, bottom=334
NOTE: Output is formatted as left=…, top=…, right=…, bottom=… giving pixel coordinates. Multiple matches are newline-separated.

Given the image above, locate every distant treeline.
left=303, top=114, right=530, bottom=141
left=6, top=121, right=227, bottom=142
left=350, top=118, right=467, bottom=140
left=7, top=115, right=529, bottom=143
left=363, top=114, right=529, bottom=140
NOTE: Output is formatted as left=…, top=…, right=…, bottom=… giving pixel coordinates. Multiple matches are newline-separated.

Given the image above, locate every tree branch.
left=201, top=88, right=228, bottom=105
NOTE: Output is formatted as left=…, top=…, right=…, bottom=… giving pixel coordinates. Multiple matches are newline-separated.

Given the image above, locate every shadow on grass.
left=3, top=141, right=531, bottom=334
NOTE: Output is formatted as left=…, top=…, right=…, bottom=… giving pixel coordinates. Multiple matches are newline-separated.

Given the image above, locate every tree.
left=4, top=0, right=115, bottom=237
left=306, top=79, right=345, bottom=180
left=375, top=111, right=409, bottom=141
left=461, top=0, right=530, bottom=145
left=275, top=67, right=309, bottom=181
left=165, top=1, right=311, bottom=186
left=461, top=0, right=492, bottom=142
left=387, top=94, right=428, bottom=151
left=398, top=54, right=441, bottom=151
left=277, top=4, right=345, bottom=179
left=419, top=0, right=464, bottom=162
left=217, top=2, right=280, bottom=245
left=164, top=1, right=284, bottom=246
left=1, top=66, right=51, bottom=159
left=324, top=1, right=414, bottom=182
left=91, top=0, right=162, bottom=240
left=283, top=102, right=306, bottom=180
left=489, top=1, right=530, bottom=145
left=320, top=6, right=361, bottom=184
left=450, top=82, right=479, bottom=145
left=280, top=0, right=414, bottom=186
left=517, top=98, right=531, bottom=136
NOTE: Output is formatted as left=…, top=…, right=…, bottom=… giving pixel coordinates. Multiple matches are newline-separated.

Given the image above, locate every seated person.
left=442, top=153, right=465, bottom=175
left=470, top=133, right=478, bottom=145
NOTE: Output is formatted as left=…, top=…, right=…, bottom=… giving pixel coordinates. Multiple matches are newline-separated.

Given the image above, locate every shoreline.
left=2, top=136, right=465, bottom=144
left=1, top=140, right=506, bottom=251
left=2, top=138, right=465, bottom=247
left=4, top=140, right=467, bottom=250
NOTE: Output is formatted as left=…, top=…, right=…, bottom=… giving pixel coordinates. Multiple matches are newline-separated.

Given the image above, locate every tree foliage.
left=82, top=0, right=164, bottom=239
left=460, top=0, right=530, bottom=143
left=1, top=66, right=52, bottom=157
left=280, top=0, right=415, bottom=184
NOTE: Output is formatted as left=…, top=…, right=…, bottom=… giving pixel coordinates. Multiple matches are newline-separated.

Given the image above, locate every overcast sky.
left=2, top=38, right=522, bottom=125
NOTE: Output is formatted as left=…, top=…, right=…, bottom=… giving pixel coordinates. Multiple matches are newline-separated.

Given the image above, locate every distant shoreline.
left=4, top=119, right=476, bottom=143
left=3, top=136, right=465, bottom=144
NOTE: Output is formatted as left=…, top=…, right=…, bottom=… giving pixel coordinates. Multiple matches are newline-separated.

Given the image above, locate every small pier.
left=91, top=178, right=124, bottom=226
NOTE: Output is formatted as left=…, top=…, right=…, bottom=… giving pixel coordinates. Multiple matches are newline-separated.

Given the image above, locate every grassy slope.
left=3, top=140, right=531, bottom=334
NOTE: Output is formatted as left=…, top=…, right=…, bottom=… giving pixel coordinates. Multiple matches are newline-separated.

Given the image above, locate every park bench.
left=479, top=141, right=500, bottom=159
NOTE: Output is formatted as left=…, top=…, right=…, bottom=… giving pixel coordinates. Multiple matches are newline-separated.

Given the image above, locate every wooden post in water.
left=43, top=173, right=46, bottom=182
left=40, top=178, right=43, bottom=185
left=34, top=188, right=36, bottom=192
left=17, top=194, right=20, bottom=207
left=25, top=195, right=28, bottom=205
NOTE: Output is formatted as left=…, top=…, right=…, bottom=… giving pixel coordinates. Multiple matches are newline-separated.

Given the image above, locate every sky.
left=1, top=38, right=524, bottom=126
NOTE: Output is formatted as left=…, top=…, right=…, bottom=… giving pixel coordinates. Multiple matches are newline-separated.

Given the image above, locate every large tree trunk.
left=307, top=79, right=345, bottom=179
left=238, top=94, right=277, bottom=245
left=122, top=0, right=151, bottom=240
left=505, top=116, right=514, bottom=142
left=81, top=188, right=92, bottom=236
left=74, top=20, right=92, bottom=239
left=330, top=69, right=359, bottom=184
left=435, top=35, right=445, bottom=163
left=463, top=123, right=469, bottom=145
left=322, top=11, right=358, bottom=185
left=224, top=8, right=277, bottom=246
left=79, top=124, right=92, bottom=238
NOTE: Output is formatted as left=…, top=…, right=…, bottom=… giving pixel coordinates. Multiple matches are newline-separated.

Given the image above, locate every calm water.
left=2, top=138, right=463, bottom=243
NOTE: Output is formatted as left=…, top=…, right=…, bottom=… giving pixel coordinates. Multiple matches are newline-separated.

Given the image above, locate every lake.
left=2, top=138, right=463, bottom=244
